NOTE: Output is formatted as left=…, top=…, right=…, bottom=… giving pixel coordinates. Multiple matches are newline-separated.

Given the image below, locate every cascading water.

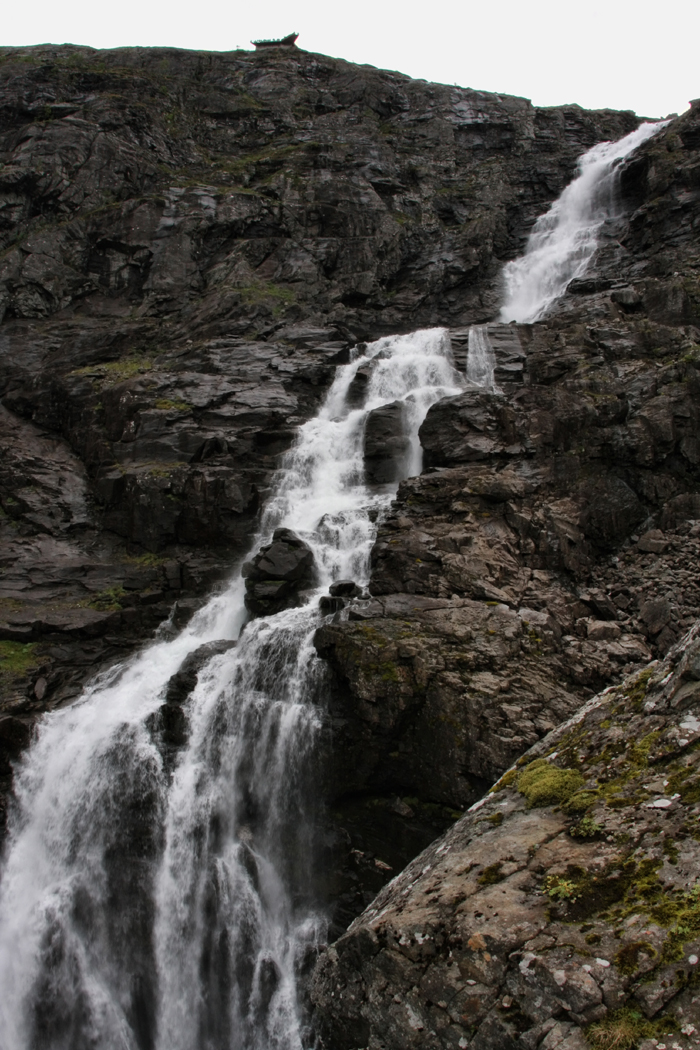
left=465, top=325, right=498, bottom=392
left=498, top=120, right=665, bottom=324
left=0, top=329, right=464, bottom=1050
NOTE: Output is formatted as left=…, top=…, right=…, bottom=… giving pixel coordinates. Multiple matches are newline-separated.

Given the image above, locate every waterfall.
left=0, top=329, right=464, bottom=1050
left=466, top=325, right=499, bottom=392
left=498, top=121, right=665, bottom=323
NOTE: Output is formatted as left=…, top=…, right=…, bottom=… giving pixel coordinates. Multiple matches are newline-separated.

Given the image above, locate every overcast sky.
left=2, top=0, right=696, bottom=119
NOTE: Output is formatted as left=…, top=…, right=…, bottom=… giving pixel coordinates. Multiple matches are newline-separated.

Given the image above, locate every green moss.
left=662, top=834, right=679, bottom=865
left=154, top=398, right=191, bottom=412
left=657, top=883, right=700, bottom=962
left=569, top=815, right=604, bottom=839
left=489, top=768, right=517, bottom=793
left=667, top=766, right=700, bottom=805
left=477, top=862, right=505, bottom=886
left=623, top=667, right=654, bottom=711
left=563, top=789, right=601, bottom=815
left=517, top=759, right=585, bottom=808
left=88, top=586, right=128, bottom=612
left=614, top=940, right=657, bottom=976
left=0, top=641, right=39, bottom=680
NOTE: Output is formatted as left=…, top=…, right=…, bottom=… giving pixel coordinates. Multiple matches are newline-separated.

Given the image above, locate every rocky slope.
left=0, top=42, right=641, bottom=822
left=311, top=622, right=700, bottom=1050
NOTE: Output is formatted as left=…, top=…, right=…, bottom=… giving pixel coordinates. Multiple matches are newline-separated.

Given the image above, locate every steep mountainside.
left=0, top=43, right=638, bottom=817
left=0, top=38, right=699, bottom=1050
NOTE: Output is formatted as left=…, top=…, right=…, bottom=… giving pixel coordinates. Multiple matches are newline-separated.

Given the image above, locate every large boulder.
left=364, top=401, right=411, bottom=484
left=242, top=528, right=317, bottom=616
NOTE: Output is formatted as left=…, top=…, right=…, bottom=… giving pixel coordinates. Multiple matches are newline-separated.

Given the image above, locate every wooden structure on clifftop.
left=252, top=33, right=299, bottom=49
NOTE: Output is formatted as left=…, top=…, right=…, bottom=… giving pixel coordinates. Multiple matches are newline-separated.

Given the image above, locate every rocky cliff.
left=0, top=40, right=699, bottom=1050
left=0, top=42, right=639, bottom=819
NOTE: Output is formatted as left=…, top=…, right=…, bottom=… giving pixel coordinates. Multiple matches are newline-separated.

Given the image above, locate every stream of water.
left=0, top=330, right=464, bottom=1050
left=498, top=120, right=665, bottom=324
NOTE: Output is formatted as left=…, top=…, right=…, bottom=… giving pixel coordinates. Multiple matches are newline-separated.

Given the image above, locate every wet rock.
left=363, top=401, right=411, bottom=484
left=320, top=595, right=345, bottom=613
left=150, top=639, right=236, bottom=753
left=163, top=639, right=236, bottom=707
left=243, top=529, right=316, bottom=616
left=330, top=581, right=362, bottom=598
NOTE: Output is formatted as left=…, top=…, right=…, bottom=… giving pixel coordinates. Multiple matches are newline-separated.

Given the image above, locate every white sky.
left=2, top=0, right=697, bottom=119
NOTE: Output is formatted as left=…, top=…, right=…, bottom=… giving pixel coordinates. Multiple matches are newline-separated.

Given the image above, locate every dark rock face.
left=363, top=401, right=410, bottom=484
left=0, top=43, right=635, bottom=784
left=311, top=623, right=700, bottom=1050
left=242, top=528, right=316, bottom=616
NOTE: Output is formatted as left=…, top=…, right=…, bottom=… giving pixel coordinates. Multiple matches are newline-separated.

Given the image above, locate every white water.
left=499, top=121, right=665, bottom=323
left=466, top=325, right=499, bottom=392
left=0, top=328, right=464, bottom=1050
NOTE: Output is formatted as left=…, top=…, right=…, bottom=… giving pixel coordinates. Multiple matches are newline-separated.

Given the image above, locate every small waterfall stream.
left=466, top=325, right=499, bottom=391
left=0, top=329, right=464, bottom=1050
left=498, top=120, right=665, bottom=324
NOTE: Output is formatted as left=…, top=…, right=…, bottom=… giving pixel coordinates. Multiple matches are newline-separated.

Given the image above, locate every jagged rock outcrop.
left=242, top=527, right=316, bottom=616
left=311, top=623, right=700, bottom=1050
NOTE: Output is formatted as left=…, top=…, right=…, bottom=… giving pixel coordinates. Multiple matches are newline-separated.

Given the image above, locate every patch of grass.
left=517, top=758, right=584, bottom=808
left=237, top=282, right=296, bottom=310
left=124, top=552, right=167, bottom=568
left=70, top=356, right=153, bottom=388
left=587, top=1007, right=677, bottom=1050
left=0, top=641, right=39, bottom=680
left=88, top=586, right=128, bottom=612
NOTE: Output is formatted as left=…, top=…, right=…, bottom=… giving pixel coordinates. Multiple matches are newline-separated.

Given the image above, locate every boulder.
left=363, top=401, right=411, bottom=484
left=329, top=580, right=362, bottom=598
left=242, top=528, right=317, bottom=616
